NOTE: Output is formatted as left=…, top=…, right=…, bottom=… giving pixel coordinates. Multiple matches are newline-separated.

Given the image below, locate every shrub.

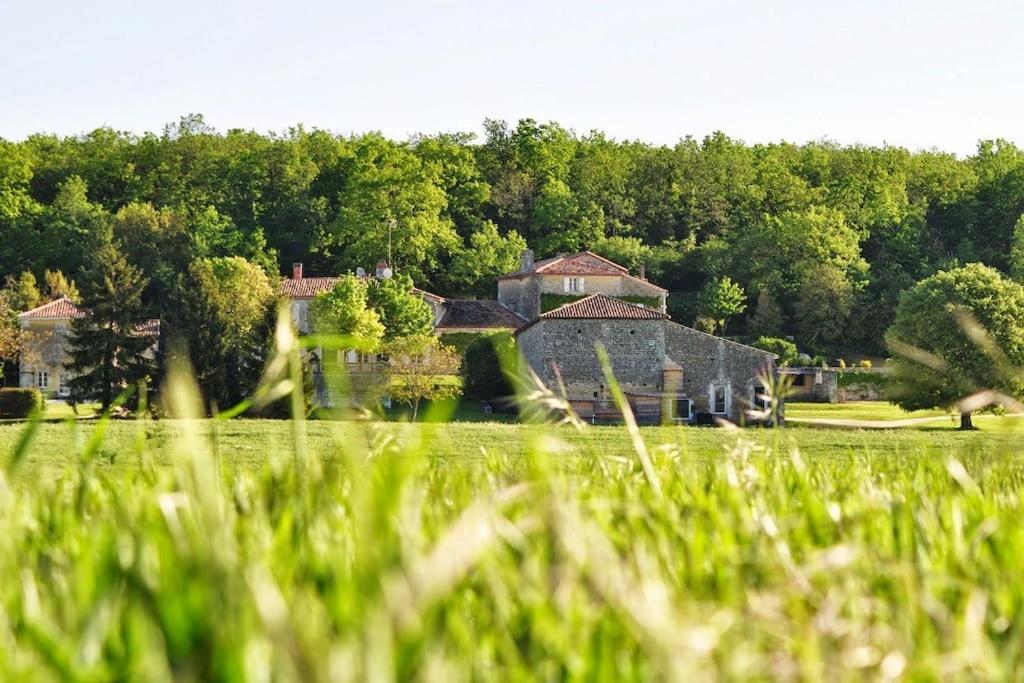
left=859, top=359, right=873, bottom=368
left=753, top=336, right=798, bottom=367
left=837, top=358, right=847, bottom=369
left=462, top=332, right=516, bottom=401
left=0, top=388, right=44, bottom=418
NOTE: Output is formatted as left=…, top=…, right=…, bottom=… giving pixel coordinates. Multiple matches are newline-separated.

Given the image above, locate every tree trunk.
left=960, top=411, right=974, bottom=431
left=411, top=399, right=419, bottom=421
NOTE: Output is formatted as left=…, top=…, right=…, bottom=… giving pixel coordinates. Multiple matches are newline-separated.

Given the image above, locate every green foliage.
left=437, top=331, right=484, bottom=355
left=461, top=331, right=516, bottom=401
left=886, top=263, right=1024, bottom=423
left=541, top=293, right=586, bottom=312
left=697, top=276, right=746, bottom=334
left=748, top=289, right=784, bottom=339
left=383, top=334, right=461, bottom=419
left=837, top=369, right=890, bottom=389
left=367, top=273, right=434, bottom=341
left=309, top=274, right=385, bottom=351
left=1010, top=214, right=1024, bottom=281
left=66, top=242, right=155, bottom=408
left=446, top=222, right=527, bottom=296
left=753, top=336, right=798, bottom=366
left=5, top=118, right=1024, bottom=355
left=0, top=388, right=44, bottom=417
left=168, top=256, right=277, bottom=410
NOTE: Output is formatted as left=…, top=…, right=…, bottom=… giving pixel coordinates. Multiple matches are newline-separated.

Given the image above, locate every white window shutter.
left=563, top=277, right=571, bottom=293
left=578, top=277, right=585, bottom=293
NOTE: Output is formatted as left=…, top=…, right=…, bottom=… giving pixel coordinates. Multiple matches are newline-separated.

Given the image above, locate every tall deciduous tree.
left=326, top=135, right=458, bottom=283
left=168, top=256, right=276, bottom=410
left=697, top=276, right=746, bottom=335
left=886, top=263, right=1024, bottom=429
left=309, top=275, right=385, bottom=351
left=367, top=273, right=434, bottom=341
left=67, top=243, right=155, bottom=408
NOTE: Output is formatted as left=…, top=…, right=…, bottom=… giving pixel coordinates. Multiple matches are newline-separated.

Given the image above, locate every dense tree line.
left=4, top=114, right=1024, bottom=357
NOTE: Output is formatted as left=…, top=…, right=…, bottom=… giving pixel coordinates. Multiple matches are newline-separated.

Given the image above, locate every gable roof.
left=538, top=294, right=669, bottom=321
left=497, top=251, right=667, bottom=293
left=499, top=251, right=627, bottom=280
left=277, top=275, right=446, bottom=305
left=278, top=276, right=341, bottom=299
left=17, top=297, right=84, bottom=320
left=436, top=300, right=526, bottom=331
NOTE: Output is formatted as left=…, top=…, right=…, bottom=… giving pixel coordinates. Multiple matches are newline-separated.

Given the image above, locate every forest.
left=3, top=113, right=1024, bottom=356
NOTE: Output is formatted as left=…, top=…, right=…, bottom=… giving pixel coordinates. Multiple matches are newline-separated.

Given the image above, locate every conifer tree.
left=67, top=242, right=155, bottom=408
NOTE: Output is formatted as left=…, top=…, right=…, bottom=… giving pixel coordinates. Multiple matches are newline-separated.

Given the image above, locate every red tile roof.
left=278, top=276, right=341, bottom=299
left=277, top=275, right=447, bottom=304
left=17, top=297, right=84, bottom=319
left=499, top=251, right=627, bottom=279
left=539, top=294, right=669, bottom=320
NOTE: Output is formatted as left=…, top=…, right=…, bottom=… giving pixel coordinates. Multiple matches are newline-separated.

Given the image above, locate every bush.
left=752, top=336, right=798, bottom=367
left=837, top=358, right=847, bottom=369
left=0, top=388, right=44, bottom=418
left=462, top=332, right=516, bottom=401
left=859, top=359, right=873, bottom=368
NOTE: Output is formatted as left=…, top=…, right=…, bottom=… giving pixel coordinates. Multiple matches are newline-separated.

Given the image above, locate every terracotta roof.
left=499, top=251, right=628, bottom=279
left=278, top=275, right=446, bottom=305
left=538, top=294, right=669, bottom=321
left=17, top=297, right=84, bottom=320
left=436, top=300, right=525, bottom=331
left=278, top=276, right=341, bottom=299
left=135, top=319, right=161, bottom=336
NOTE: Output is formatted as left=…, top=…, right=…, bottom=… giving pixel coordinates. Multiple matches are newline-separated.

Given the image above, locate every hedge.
left=0, top=388, right=45, bottom=418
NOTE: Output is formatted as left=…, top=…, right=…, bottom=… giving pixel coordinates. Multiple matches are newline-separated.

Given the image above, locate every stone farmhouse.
left=279, top=251, right=779, bottom=423
left=17, top=297, right=160, bottom=397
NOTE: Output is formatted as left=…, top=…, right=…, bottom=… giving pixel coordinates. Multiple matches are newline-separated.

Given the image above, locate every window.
left=563, top=276, right=585, bottom=293
left=753, top=384, right=769, bottom=411
left=710, top=383, right=729, bottom=414
left=59, top=374, right=70, bottom=396
left=671, top=398, right=692, bottom=421
left=36, top=370, right=49, bottom=390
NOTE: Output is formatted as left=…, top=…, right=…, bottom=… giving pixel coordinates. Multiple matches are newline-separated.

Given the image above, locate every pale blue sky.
left=2, top=0, right=1022, bottom=154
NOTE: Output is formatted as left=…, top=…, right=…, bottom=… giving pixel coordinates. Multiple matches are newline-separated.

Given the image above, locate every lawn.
left=2, top=411, right=1024, bottom=679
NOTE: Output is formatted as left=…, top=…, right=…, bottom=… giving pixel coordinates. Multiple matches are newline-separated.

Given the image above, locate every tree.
left=43, top=269, right=79, bottom=302
left=383, top=334, right=461, bottom=419
left=1010, top=214, right=1024, bottom=281
left=447, top=222, right=527, bottom=296
left=696, top=276, right=746, bottom=335
left=462, top=331, right=516, bottom=401
left=753, top=336, right=798, bottom=367
left=326, top=134, right=459, bottom=283
left=367, top=273, right=434, bottom=341
left=591, top=236, right=652, bottom=273
left=793, top=264, right=855, bottom=349
left=5, top=271, right=41, bottom=312
left=66, top=243, right=155, bottom=408
left=886, top=263, right=1024, bottom=429
left=309, top=275, right=385, bottom=351
left=169, top=257, right=276, bottom=410
left=748, top=289, right=784, bottom=339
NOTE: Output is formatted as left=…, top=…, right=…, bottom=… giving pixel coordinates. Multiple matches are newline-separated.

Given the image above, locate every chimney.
left=520, top=248, right=534, bottom=273
left=292, top=262, right=303, bottom=280
left=638, top=264, right=646, bottom=281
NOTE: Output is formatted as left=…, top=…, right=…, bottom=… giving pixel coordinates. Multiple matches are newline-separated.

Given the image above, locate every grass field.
left=2, top=403, right=1024, bottom=679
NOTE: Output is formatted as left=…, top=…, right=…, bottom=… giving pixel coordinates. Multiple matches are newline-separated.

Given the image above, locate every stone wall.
left=517, top=317, right=775, bottom=423
left=663, top=324, right=775, bottom=420
left=497, top=277, right=541, bottom=319
left=517, top=318, right=665, bottom=398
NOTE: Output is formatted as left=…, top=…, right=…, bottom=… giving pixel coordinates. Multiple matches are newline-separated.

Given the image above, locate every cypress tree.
left=66, top=242, right=155, bottom=408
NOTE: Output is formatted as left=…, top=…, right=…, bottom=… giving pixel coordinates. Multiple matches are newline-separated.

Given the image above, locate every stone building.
left=515, top=294, right=777, bottom=424
left=17, top=297, right=159, bottom=398
left=497, top=250, right=667, bottom=320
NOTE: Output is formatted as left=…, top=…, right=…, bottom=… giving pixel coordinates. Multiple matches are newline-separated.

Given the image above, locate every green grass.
left=2, top=407, right=1024, bottom=679
left=785, top=400, right=946, bottom=421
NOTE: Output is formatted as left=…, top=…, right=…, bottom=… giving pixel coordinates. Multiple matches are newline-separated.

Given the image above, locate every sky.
left=2, top=0, right=1023, bottom=155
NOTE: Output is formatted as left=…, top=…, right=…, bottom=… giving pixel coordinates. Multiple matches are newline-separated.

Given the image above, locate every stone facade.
left=516, top=302, right=776, bottom=423
left=497, top=251, right=667, bottom=319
